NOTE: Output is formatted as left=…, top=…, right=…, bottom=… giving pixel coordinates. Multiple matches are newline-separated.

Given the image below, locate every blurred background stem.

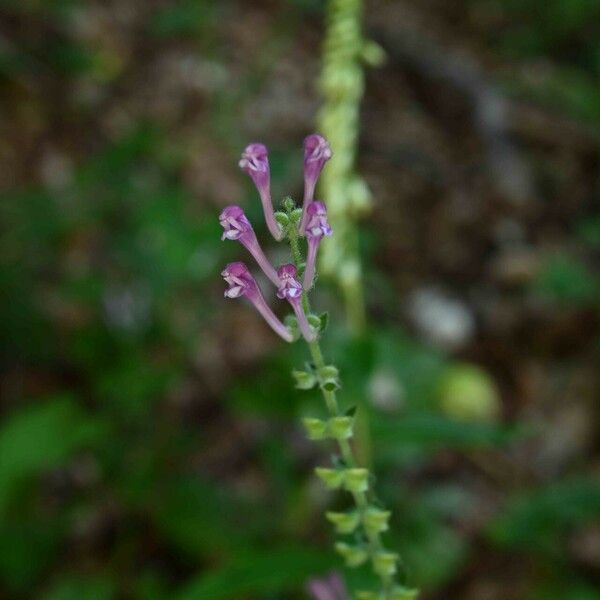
left=317, top=0, right=374, bottom=336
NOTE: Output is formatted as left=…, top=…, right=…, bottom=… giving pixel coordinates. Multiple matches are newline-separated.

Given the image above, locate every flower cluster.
left=220, top=135, right=332, bottom=343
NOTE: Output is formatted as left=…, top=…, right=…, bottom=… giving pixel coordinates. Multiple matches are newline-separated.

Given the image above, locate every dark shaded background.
left=1, top=1, right=599, bottom=599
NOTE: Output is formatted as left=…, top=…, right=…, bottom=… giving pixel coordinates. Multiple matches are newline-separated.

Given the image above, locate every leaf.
left=0, top=395, right=103, bottom=516
left=372, top=413, right=524, bottom=451
left=153, top=478, right=263, bottom=559
left=319, top=311, right=329, bottom=332
left=534, top=253, right=600, bottom=306
left=41, top=573, right=116, bottom=600
left=488, top=478, right=600, bottom=552
left=0, top=516, right=64, bottom=593
left=149, top=0, right=217, bottom=37
left=174, top=546, right=334, bottom=600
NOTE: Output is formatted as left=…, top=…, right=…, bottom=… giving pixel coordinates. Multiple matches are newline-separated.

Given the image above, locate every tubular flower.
left=277, top=264, right=316, bottom=342
left=222, top=262, right=293, bottom=342
left=239, top=143, right=283, bottom=241
left=303, top=201, right=333, bottom=290
left=219, top=205, right=280, bottom=286
left=300, top=134, right=332, bottom=234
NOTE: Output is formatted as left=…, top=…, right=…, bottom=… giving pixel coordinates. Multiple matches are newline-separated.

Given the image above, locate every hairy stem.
left=288, top=218, right=401, bottom=599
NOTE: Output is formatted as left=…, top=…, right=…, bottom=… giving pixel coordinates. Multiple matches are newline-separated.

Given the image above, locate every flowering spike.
left=300, top=134, right=332, bottom=234
left=276, top=264, right=316, bottom=342
left=221, top=262, right=292, bottom=342
left=239, top=143, right=283, bottom=241
left=303, top=201, right=333, bottom=290
left=219, top=205, right=280, bottom=286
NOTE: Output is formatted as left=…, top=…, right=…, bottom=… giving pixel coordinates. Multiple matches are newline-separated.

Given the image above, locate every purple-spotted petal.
left=219, top=205, right=280, bottom=286
left=276, top=264, right=303, bottom=301
left=305, top=201, right=333, bottom=240
left=219, top=205, right=253, bottom=241
left=221, top=262, right=257, bottom=300
left=221, top=262, right=292, bottom=342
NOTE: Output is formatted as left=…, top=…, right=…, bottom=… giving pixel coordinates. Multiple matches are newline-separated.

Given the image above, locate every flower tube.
left=219, top=205, right=280, bottom=286
left=239, top=143, right=283, bottom=241
left=222, top=262, right=292, bottom=342
left=303, top=201, right=333, bottom=290
left=300, top=134, right=332, bottom=234
left=276, top=264, right=316, bottom=342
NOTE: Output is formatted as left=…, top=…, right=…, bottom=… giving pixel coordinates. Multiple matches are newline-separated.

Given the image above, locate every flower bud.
left=274, top=211, right=289, bottom=226
left=363, top=507, right=391, bottom=535
left=328, top=416, right=353, bottom=440
left=315, top=467, right=344, bottom=490
left=343, top=468, right=369, bottom=493
left=334, top=542, right=368, bottom=568
left=282, top=196, right=295, bottom=212
left=325, top=510, right=360, bottom=534
left=373, top=552, right=398, bottom=579
left=290, top=208, right=303, bottom=224
left=302, top=417, right=327, bottom=440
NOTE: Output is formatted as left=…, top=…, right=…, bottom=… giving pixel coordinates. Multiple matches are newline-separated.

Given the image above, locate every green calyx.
left=325, top=510, right=360, bottom=534
left=335, top=542, right=369, bottom=567
left=318, top=364, right=340, bottom=391
left=363, top=507, right=391, bottom=535
left=314, top=465, right=368, bottom=494
left=302, top=415, right=354, bottom=441
left=293, top=370, right=317, bottom=390
left=373, top=551, right=399, bottom=579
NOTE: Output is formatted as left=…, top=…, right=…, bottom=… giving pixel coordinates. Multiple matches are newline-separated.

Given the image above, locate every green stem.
left=288, top=219, right=398, bottom=599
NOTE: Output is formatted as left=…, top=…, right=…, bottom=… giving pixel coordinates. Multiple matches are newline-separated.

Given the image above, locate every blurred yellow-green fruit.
left=438, top=364, right=501, bottom=422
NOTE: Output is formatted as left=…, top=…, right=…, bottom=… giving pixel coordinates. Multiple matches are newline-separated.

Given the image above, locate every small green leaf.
left=318, top=311, right=329, bottom=332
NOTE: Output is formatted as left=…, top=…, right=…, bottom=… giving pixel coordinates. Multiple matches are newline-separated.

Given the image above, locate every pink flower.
left=306, top=572, right=348, bottom=600
left=219, top=205, right=280, bottom=286
left=277, top=264, right=316, bottom=342
left=222, top=262, right=292, bottom=342
left=300, top=134, right=332, bottom=234
left=239, top=143, right=283, bottom=241
left=303, top=201, right=332, bottom=290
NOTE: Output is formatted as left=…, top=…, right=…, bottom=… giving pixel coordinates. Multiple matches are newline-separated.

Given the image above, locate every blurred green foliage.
left=1, top=0, right=599, bottom=598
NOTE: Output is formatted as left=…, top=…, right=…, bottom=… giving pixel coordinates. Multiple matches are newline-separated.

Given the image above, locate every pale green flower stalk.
left=220, top=139, right=417, bottom=600
left=317, top=0, right=385, bottom=335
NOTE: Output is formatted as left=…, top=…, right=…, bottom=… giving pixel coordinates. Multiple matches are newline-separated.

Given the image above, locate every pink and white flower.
left=300, top=134, right=332, bottom=234
left=239, top=143, right=283, bottom=241
left=222, top=262, right=292, bottom=342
